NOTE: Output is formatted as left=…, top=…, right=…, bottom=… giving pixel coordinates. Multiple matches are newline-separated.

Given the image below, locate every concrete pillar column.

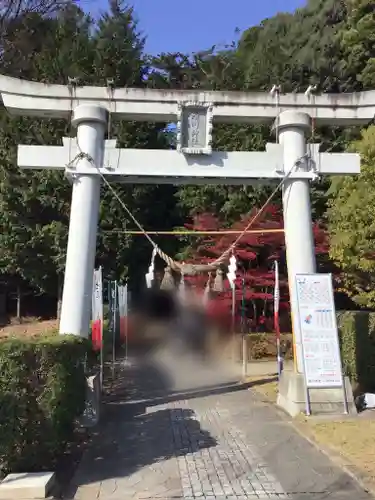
left=59, top=105, right=107, bottom=336
left=278, top=110, right=316, bottom=373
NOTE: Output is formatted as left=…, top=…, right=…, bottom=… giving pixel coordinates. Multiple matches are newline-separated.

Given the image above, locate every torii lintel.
left=1, top=73, right=375, bottom=125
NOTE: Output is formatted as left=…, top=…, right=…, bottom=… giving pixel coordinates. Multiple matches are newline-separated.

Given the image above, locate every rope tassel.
left=179, top=269, right=186, bottom=302
left=160, top=266, right=175, bottom=290
left=203, top=273, right=212, bottom=306
left=145, top=248, right=157, bottom=289
left=213, top=268, right=224, bottom=292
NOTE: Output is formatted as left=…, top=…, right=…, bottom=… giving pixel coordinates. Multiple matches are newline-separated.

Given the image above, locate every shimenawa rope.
left=66, top=143, right=305, bottom=274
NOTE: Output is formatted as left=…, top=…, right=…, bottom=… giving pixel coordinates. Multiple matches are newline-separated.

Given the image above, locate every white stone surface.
left=1, top=73, right=375, bottom=124
left=17, top=142, right=360, bottom=184
left=0, top=472, right=55, bottom=499
left=364, top=392, right=375, bottom=409
left=277, top=370, right=356, bottom=417
left=280, top=111, right=317, bottom=374
left=59, top=105, right=106, bottom=337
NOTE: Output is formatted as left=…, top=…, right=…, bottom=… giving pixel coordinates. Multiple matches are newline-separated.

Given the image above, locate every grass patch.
left=296, top=418, right=375, bottom=489
left=0, top=319, right=58, bottom=339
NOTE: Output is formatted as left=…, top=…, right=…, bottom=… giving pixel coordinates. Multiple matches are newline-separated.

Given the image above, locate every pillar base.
left=277, top=371, right=357, bottom=417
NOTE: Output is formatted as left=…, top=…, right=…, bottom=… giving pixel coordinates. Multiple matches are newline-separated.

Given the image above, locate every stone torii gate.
left=0, top=75, right=364, bottom=377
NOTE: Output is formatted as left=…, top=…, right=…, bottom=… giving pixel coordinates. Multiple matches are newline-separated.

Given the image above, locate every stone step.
left=0, top=472, right=55, bottom=499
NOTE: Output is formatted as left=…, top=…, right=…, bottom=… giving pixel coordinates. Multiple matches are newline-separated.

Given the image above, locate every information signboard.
left=295, top=273, right=344, bottom=389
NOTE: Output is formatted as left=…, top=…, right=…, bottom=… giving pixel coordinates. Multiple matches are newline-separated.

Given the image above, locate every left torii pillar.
left=59, top=105, right=107, bottom=337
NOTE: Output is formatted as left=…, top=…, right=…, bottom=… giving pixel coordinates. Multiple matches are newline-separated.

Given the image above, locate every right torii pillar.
left=279, top=110, right=316, bottom=374
left=277, top=110, right=356, bottom=416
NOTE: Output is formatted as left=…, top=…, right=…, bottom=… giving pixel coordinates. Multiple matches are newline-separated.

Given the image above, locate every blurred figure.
left=134, top=288, right=178, bottom=351
left=177, top=284, right=209, bottom=359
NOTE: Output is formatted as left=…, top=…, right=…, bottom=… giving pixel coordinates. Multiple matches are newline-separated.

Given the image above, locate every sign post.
left=111, top=280, right=118, bottom=379
left=125, top=287, right=130, bottom=363
left=92, top=267, right=104, bottom=389
left=274, top=261, right=283, bottom=380
left=227, top=255, right=237, bottom=359
left=241, top=278, right=247, bottom=378
left=295, top=273, right=348, bottom=416
left=118, top=284, right=128, bottom=345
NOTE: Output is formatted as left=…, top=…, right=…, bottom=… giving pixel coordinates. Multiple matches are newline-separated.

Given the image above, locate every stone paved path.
left=66, top=349, right=373, bottom=500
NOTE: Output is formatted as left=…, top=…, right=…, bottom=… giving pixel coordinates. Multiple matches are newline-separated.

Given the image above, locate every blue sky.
left=91, top=0, right=307, bottom=55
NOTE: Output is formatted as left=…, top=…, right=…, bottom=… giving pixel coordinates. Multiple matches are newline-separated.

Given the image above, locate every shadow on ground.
left=105, top=375, right=278, bottom=411
left=58, top=349, right=373, bottom=500
left=62, top=353, right=224, bottom=498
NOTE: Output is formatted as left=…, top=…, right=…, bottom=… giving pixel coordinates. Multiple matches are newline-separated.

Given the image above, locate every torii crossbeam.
left=0, top=74, right=363, bottom=376
left=18, top=140, right=359, bottom=184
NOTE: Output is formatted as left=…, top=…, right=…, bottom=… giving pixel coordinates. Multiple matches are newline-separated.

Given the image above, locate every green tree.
left=327, top=126, right=375, bottom=308
left=0, top=1, right=183, bottom=303
left=339, top=0, right=375, bottom=91
left=3, top=0, right=375, bottom=311
left=0, top=4, right=95, bottom=299
left=154, top=0, right=353, bottom=223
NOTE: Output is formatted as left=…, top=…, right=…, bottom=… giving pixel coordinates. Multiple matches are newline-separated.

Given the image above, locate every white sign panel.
left=92, top=267, right=103, bottom=322
left=118, top=284, right=128, bottom=317
left=295, top=273, right=343, bottom=388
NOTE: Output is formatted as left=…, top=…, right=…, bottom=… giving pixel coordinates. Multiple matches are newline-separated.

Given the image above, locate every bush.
left=247, top=333, right=293, bottom=360
left=0, top=335, right=90, bottom=475
left=337, top=311, right=375, bottom=392
left=248, top=334, right=270, bottom=359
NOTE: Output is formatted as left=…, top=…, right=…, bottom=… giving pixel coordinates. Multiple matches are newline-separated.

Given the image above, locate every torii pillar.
left=278, top=110, right=316, bottom=374
left=276, top=110, right=356, bottom=415
left=59, top=105, right=107, bottom=336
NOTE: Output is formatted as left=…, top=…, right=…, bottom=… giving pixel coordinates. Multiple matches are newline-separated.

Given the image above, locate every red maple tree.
left=182, top=204, right=329, bottom=332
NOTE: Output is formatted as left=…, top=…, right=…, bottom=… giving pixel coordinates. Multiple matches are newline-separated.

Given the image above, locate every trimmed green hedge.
left=337, top=311, right=375, bottom=392
left=0, top=335, right=90, bottom=474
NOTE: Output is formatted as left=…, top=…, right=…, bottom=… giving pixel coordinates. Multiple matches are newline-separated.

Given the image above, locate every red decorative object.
left=91, top=319, right=102, bottom=351
left=119, top=316, right=128, bottom=342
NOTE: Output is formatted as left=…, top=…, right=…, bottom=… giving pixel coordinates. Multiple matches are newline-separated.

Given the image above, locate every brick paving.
left=66, top=349, right=373, bottom=500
